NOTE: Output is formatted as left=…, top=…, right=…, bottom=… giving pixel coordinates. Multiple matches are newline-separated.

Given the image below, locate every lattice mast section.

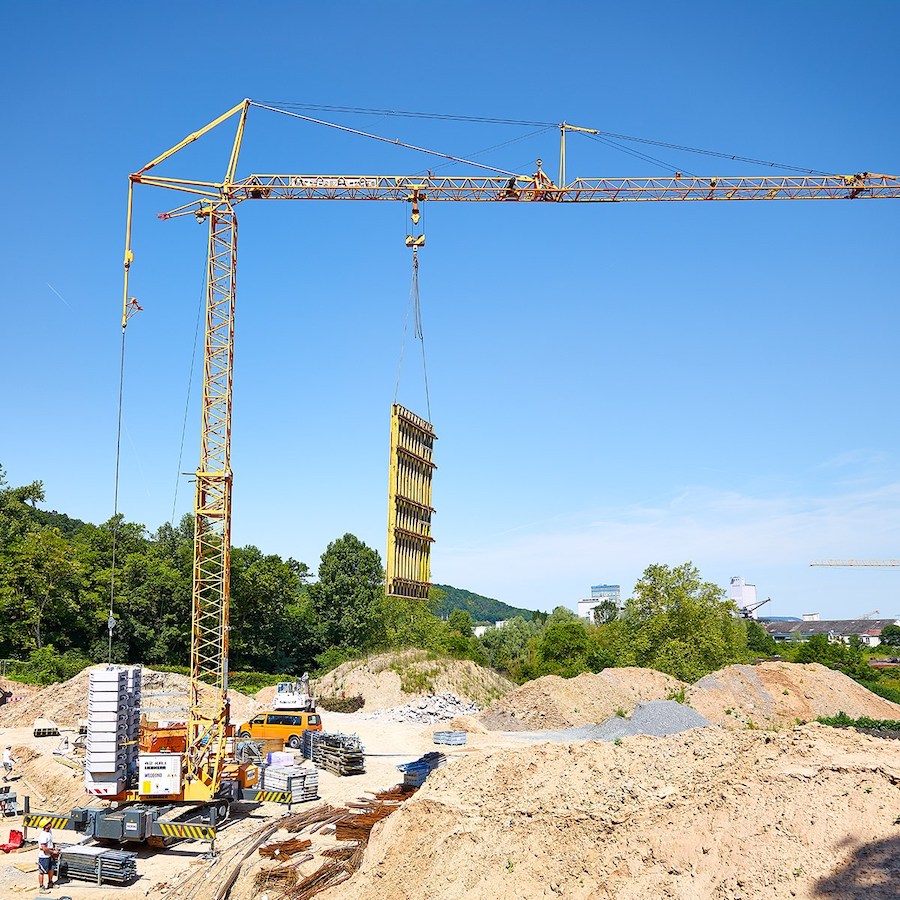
left=386, top=404, right=436, bottom=599
left=187, top=204, right=236, bottom=792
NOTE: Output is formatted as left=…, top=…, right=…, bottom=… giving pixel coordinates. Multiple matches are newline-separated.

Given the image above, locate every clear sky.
left=2, top=1, right=899, bottom=620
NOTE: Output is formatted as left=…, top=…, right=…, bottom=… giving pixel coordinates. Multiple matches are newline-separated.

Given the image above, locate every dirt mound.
left=481, top=667, right=687, bottom=730
left=325, top=724, right=900, bottom=900
left=301, top=650, right=515, bottom=712
left=0, top=666, right=258, bottom=728
left=686, top=662, right=900, bottom=728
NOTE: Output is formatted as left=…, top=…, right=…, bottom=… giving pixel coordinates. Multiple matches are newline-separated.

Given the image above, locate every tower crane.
left=810, top=560, right=900, bottom=567
left=85, top=100, right=898, bottom=844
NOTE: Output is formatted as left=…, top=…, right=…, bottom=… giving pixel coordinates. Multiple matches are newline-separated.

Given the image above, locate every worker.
left=1, top=746, right=15, bottom=781
left=37, top=824, right=59, bottom=890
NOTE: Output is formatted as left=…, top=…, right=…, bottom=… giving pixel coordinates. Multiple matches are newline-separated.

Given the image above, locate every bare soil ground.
left=686, top=661, right=900, bottom=728
left=0, top=666, right=260, bottom=730
left=267, top=650, right=516, bottom=712
left=324, top=723, right=900, bottom=900
left=480, top=667, right=687, bottom=730
left=0, top=662, right=897, bottom=899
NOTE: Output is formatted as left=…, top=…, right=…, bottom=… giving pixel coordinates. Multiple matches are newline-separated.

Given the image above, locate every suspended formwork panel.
left=386, top=404, right=436, bottom=599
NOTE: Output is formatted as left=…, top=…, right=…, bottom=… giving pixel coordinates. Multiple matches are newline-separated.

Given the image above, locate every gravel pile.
left=590, top=700, right=712, bottom=740
left=365, top=692, right=480, bottom=724
left=505, top=700, right=712, bottom=743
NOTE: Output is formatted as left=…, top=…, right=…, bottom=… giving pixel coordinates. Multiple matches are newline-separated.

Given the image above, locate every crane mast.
left=119, top=99, right=900, bottom=799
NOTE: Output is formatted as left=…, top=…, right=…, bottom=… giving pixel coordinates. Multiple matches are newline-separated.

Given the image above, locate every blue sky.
left=2, top=1, right=899, bottom=619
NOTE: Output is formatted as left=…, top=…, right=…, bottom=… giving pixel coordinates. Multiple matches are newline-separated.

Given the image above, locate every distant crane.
left=739, top=597, right=771, bottom=619
left=810, top=560, right=900, bottom=567
left=861, top=609, right=881, bottom=619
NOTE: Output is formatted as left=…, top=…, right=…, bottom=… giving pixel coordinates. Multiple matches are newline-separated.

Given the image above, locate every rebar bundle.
left=259, top=837, right=312, bottom=860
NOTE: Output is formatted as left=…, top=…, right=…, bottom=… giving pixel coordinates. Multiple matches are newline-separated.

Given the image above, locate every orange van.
left=236, top=710, right=322, bottom=748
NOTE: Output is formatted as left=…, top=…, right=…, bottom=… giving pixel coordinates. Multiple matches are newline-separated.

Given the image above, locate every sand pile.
left=686, top=662, right=900, bottom=729
left=480, top=667, right=687, bottom=731
left=297, top=650, right=515, bottom=712
left=325, top=724, right=900, bottom=900
left=7, top=743, right=86, bottom=810
left=0, top=666, right=258, bottom=728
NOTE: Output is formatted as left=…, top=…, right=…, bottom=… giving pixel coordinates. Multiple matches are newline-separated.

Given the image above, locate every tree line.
left=0, top=465, right=884, bottom=690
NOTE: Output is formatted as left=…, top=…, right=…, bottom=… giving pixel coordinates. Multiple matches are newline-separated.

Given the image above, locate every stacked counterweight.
left=84, top=667, right=141, bottom=797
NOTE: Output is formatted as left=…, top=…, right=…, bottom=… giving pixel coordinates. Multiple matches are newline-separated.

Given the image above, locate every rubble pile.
left=365, top=692, right=480, bottom=724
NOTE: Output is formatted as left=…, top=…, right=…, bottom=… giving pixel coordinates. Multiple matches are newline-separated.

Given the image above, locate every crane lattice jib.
left=186, top=205, right=235, bottom=791
left=137, top=172, right=900, bottom=208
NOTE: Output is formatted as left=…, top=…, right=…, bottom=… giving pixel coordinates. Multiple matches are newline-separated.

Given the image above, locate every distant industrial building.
left=763, top=615, right=900, bottom=647
left=578, top=584, right=622, bottom=622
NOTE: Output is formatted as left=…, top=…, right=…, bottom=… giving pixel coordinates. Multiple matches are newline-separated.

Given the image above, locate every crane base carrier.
left=24, top=666, right=291, bottom=849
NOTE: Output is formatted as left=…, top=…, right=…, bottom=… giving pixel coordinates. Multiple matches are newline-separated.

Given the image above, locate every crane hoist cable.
left=394, top=197, right=431, bottom=421
left=108, top=297, right=142, bottom=664
left=170, top=260, right=208, bottom=527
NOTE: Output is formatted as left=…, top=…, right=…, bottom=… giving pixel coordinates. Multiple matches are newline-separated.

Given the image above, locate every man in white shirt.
left=2, top=746, right=15, bottom=781
left=37, top=825, right=58, bottom=890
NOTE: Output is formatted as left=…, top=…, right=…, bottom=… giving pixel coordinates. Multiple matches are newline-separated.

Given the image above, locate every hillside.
left=433, top=584, right=538, bottom=623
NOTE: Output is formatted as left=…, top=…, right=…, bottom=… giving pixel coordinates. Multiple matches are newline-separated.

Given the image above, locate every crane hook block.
left=405, top=235, right=426, bottom=248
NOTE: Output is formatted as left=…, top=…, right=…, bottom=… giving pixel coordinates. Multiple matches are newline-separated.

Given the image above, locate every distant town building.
left=729, top=576, right=759, bottom=618
left=473, top=619, right=509, bottom=639
left=578, top=584, right=622, bottom=622
left=764, top=618, right=900, bottom=648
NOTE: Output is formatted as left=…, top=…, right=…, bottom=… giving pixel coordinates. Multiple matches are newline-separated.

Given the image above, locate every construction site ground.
left=0, top=659, right=897, bottom=899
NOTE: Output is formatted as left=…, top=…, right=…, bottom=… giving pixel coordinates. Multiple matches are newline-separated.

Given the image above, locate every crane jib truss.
left=120, top=99, right=900, bottom=797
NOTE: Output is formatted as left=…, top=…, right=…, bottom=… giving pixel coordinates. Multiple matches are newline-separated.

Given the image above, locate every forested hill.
left=432, top=584, right=539, bottom=623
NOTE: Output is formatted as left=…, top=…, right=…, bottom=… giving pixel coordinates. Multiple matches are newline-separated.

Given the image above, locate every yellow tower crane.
left=113, top=99, right=900, bottom=828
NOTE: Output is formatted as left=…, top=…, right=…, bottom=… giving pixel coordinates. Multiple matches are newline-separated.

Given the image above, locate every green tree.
left=308, top=534, right=386, bottom=651
left=879, top=624, right=900, bottom=648
left=2, top=527, right=84, bottom=649
left=745, top=619, right=777, bottom=656
left=592, top=599, right=619, bottom=624
left=447, top=608, right=474, bottom=637
left=607, top=562, right=747, bottom=682
left=478, top=616, right=538, bottom=675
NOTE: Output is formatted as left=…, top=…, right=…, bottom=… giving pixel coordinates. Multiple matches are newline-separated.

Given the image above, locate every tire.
left=287, top=734, right=302, bottom=750
left=238, top=731, right=252, bottom=739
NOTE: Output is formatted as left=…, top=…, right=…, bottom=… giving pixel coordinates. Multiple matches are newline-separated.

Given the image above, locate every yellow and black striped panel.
left=244, top=789, right=293, bottom=804
left=23, top=814, right=72, bottom=830
left=155, top=822, right=216, bottom=841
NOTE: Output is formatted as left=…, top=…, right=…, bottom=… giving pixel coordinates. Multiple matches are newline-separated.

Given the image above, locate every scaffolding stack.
left=262, top=765, right=319, bottom=802
left=59, top=845, right=138, bottom=885
left=84, top=667, right=141, bottom=797
left=396, top=751, right=447, bottom=787
left=301, top=731, right=366, bottom=776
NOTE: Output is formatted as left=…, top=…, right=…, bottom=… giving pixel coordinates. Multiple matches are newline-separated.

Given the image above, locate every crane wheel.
left=214, top=802, right=229, bottom=824
left=238, top=731, right=252, bottom=739
left=287, top=734, right=302, bottom=749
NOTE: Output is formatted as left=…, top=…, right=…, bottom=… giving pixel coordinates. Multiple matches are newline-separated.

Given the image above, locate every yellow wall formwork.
left=386, top=404, right=436, bottom=599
